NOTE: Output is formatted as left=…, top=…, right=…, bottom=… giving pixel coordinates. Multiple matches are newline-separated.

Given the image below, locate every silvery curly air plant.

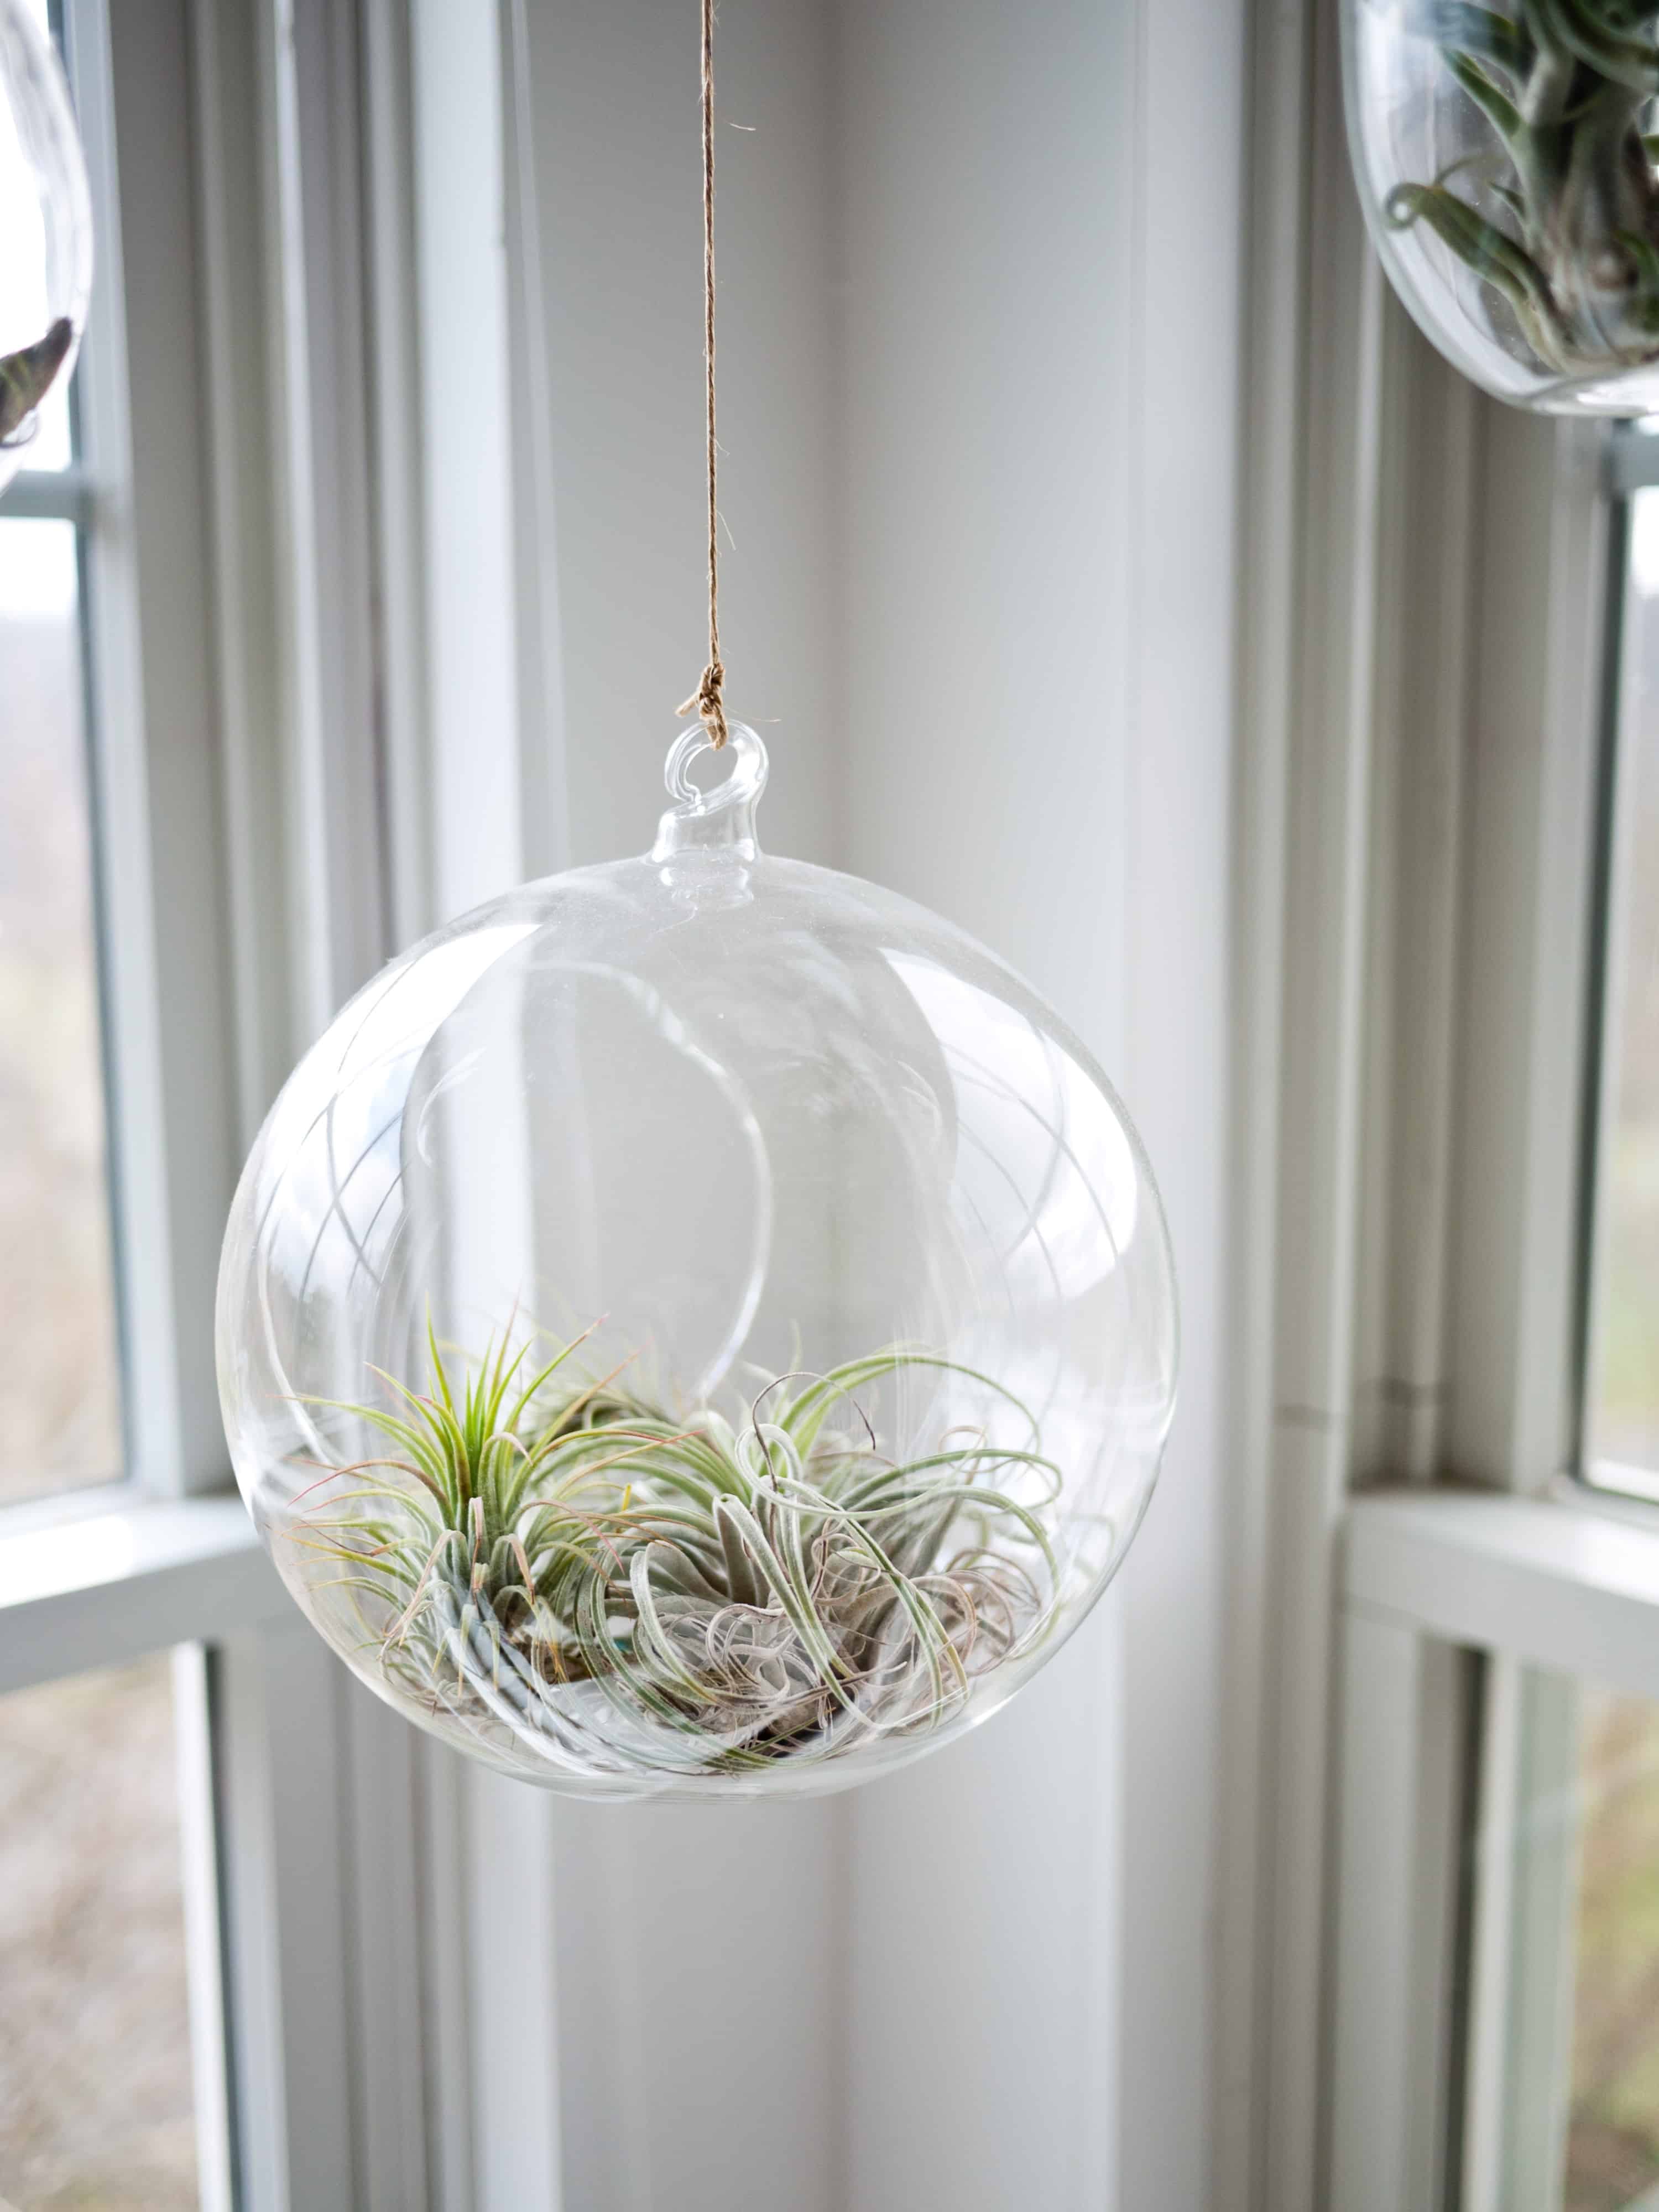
left=1340, top=0, right=1659, bottom=416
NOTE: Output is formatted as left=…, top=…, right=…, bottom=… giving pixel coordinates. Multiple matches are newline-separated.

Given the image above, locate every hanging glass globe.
left=0, top=0, right=92, bottom=487
left=1344, top=0, right=1659, bottom=414
left=217, top=727, right=1178, bottom=1799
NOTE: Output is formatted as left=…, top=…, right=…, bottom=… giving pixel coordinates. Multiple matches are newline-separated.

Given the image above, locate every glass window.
left=1566, top=1688, right=1659, bottom=2211
left=0, top=0, right=72, bottom=472
left=0, top=1653, right=199, bottom=2209
left=0, top=513, right=122, bottom=1505
left=1486, top=1673, right=1659, bottom=2212
left=1587, top=488, right=1659, bottom=1491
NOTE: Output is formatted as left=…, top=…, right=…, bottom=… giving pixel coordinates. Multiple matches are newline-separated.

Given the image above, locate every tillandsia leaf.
left=1385, top=181, right=1569, bottom=329
left=0, top=317, right=72, bottom=446
left=1617, top=225, right=1659, bottom=326
left=289, top=1323, right=1067, bottom=1778
left=1445, top=47, right=1527, bottom=135
left=1532, top=0, right=1659, bottom=88
left=1421, top=1, right=1537, bottom=77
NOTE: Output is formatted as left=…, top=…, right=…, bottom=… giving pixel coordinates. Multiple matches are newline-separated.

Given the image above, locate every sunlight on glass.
left=0, top=515, right=123, bottom=1504
left=1589, top=491, right=1659, bottom=1483
left=1564, top=1689, right=1659, bottom=2212
left=0, top=1653, right=200, bottom=2208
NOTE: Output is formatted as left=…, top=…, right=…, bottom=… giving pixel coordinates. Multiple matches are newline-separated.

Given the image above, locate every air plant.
left=1384, top=2, right=1659, bottom=382
left=287, top=1327, right=1063, bottom=1783
left=0, top=315, right=71, bottom=448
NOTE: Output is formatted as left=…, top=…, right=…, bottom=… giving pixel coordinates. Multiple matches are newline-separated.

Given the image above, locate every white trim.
left=1224, top=1, right=1389, bottom=2201
left=174, top=1641, right=237, bottom=2212
left=361, top=0, right=436, bottom=948
left=70, top=0, right=243, bottom=1498
left=1461, top=1653, right=1523, bottom=2212
left=1347, top=1487, right=1659, bottom=1703
left=0, top=462, right=93, bottom=520
left=213, top=1619, right=358, bottom=2212
left=1328, top=1611, right=1464, bottom=2211
left=1448, top=410, right=1609, bottom=1493
left=1212, top=0, right=1307, bottom=2187
left=409, top=0, right=524, bottom=920
left=189, top=0, right=294, bottom=1141
left=0, top=1493, right=281, bottom=1692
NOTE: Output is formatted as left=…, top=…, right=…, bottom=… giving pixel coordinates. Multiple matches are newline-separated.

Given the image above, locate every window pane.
left=1489, top=1673, right=1659, bottom=2212
left=1589, top=488, right=1659, bottom=1484
left=0, top=1653, right=200, bottom=2208
left=0, top=516, right=123, bottom=1503
left=1567, top=1689, right=1659, bottom=2211
left=0, top=0, right=73, bottom=471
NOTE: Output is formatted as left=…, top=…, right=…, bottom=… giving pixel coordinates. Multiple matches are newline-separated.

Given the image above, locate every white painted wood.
left=0, top=1494, right=281, bottom=1691
left=213, top=1619, right=359, bottom=2212
left=267, top=0, right=388, bottom=1024
left=500, top=0, right=567, bottom=885
left=1329, top=1611, right=1463, bottom=2212
left=362, top=0, right=437, bottom=951
left=0, top=463, right=92, bottom=520
left=1120, top=0, right=1244, bottom=2198
left=1256, top=0, right=1389, bottom=2197
left=71, top=0, right=242, bottom=1496
left=410, top=0, right=524, bottom=921
left=1213, top=0, right=1310, bottom=2194
left=1497, top=1669, right=1581, bottom=2212
left=1352, top=320, right=1478, bottom=1488
left=1448, top=412, right=1609, bottom=1491
left=1462, top=1655, right=1523, bottom=2212
left=1348, top=1488, right=1659, bottom=1704
left=465, top=1774, right=562, bottom=2211
left=418, top=1743, right=478, bottom=2212
left=172, top=1642, right=237, bottom=2212
left=189, top=0, right=294, bottom=1142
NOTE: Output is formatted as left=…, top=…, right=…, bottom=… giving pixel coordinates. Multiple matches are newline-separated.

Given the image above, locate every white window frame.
left=0, top=4, right=498, bottom=2206
left=1223, top=6, right=1659, bottom=2211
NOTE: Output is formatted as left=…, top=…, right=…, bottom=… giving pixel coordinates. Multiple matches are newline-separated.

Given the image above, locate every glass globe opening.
left=0, top=0, right=92, bottom=486
left=217, top=724, right=1178, bottom=1799
left=1343, top=0, right=1659, bottom=416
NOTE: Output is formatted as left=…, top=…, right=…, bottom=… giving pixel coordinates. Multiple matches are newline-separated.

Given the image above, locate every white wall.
left=832, top=4, right=1134, bottom=2206
left=463, top=2, right=1244, bottom=2204
left=520, top=11, right=847, bottom=2211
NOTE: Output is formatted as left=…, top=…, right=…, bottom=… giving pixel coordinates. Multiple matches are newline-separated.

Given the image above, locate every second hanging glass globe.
left=1344, top=0, right=1659, bottom=414
left=0, top=0, right=92, bottom=484
left=217, top=726, right=1177, bottom=1799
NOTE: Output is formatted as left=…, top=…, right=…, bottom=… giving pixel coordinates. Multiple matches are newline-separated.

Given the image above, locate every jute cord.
left=676, top=0, right=729, bottom=748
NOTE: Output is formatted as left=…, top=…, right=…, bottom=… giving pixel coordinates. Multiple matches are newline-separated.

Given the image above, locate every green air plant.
left=0, top=315, right=72, bottom=448
left=287, top=1328, right=1064, bottom=1782
left=1384, top=3, right=1659, bottom=380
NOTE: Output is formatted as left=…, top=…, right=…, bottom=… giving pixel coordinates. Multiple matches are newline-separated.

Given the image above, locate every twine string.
left=676, top=0, right=729, bottom=749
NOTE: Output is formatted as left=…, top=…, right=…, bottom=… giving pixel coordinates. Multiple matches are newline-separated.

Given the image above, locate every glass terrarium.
left=1343, top=0, right=1659, bottom=415
left=0, top=0, right=92, bottom=486
left=217, top=726, right=1178, bottom=1800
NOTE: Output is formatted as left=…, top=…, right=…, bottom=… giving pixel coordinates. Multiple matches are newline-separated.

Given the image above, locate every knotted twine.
left=675, top=0, right=729, bottom=749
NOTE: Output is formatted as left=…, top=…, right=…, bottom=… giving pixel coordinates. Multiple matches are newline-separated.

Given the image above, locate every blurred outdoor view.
left=0, top=514, right=123, bottom=1503
left=1566, top=1689, right=1659, bottom=2212
left=1590, top=486, right=1659, bottom=1479
left=0, top=1656, right=198, bottom=2209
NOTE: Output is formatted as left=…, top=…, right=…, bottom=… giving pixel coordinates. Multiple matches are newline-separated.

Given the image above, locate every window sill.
left=0, top=1489, right=289, bottom=1694
left=1345, top=1484, right=1659, bottom=1702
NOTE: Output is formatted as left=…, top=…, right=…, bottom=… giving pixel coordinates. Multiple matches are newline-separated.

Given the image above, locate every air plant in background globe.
left=1384, top=2, right=1659, bottom=380
left=288, top=1327, right=1065, bottom=1784
left=0, top=314, right=72, bottom=448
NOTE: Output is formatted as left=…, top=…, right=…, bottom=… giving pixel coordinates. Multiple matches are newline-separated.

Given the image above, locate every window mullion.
left=71, top=0, right=241, bottom=1500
